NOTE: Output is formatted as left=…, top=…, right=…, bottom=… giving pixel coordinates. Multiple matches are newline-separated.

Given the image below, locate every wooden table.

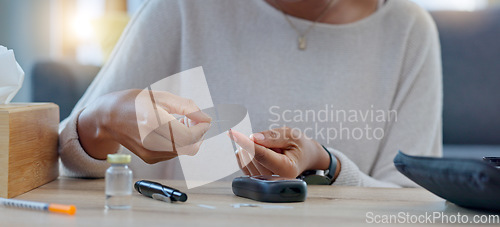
left=0, top=177, right=497, bottom=226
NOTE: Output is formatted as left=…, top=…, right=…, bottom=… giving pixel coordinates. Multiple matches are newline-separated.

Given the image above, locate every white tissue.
left=0, top=45, right=24, bottom=104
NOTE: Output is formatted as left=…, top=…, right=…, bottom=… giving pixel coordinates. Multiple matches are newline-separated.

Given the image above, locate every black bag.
left=394, top=151, right=500, bottom=211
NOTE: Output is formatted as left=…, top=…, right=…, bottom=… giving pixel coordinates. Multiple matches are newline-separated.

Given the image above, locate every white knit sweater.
left=59, top=0, right=442, bottom=187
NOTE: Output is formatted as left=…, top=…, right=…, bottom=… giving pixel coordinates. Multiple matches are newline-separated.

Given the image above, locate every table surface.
left=0, top=177, right=497, bottom=226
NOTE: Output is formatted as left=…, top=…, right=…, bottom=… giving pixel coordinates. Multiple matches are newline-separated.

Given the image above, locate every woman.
left=60, top=0, right=442, bottom=187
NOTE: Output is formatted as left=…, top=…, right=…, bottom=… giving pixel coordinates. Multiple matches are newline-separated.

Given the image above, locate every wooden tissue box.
left=0, top=103, right=59, bottom=198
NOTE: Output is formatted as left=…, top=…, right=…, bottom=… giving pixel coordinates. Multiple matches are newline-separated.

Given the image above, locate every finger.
left=250, top=127, right=298, bottom=148
left=144, top=128, right=205, bottom=156
left=230, top=129, right=294, bottom=175
left=246, top=148, right=273, bottom=175
left=248, top=154, right=265, bottom=175
left=184, top=122, right=211, bottom=142
left=185, top=110, right=212, bottom=124
left=227, top=130, right=253, bottom=167
left=142, top=129, right=175, bottom=151
left=135, top=96, right=177, bottom=135
left=175, top=140, right=204, bottom=156
left=252, top=160, right=273, bottom=176
left=235, top=148, right=250, bottom=175
left=237, top=147, right=259, bottom=176
left=238, top=145, right=260, bottom=176
left=154, top=120, right=211, bottom=148
left=153, top=92, right=212, bottom=123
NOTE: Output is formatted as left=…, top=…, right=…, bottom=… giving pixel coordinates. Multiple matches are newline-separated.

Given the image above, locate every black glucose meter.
left=232, top=175, right=307, bottom=203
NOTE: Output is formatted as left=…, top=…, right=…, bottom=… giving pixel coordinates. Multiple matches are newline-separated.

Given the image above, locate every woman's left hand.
left=228, top=127, right=337, bottom=178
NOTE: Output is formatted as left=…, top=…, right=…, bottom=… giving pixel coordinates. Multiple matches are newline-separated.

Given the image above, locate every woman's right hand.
left=77, top=89, right=212, bottom=164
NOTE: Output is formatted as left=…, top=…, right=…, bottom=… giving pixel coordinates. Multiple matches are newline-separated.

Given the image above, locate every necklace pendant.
left=298, top=36, right=307, bottom=50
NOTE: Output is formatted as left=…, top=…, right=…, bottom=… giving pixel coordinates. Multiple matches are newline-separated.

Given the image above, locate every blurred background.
left=0, top=0, right=499, bottom=158
left=0, top=0, right=144, bottom=103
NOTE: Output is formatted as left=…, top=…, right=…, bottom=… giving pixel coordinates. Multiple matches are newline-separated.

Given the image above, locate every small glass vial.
left=105, top=154, right=133, bottom=210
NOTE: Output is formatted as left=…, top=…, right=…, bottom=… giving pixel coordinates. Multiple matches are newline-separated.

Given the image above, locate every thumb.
left=250, top=128, right=291, bottom=148
left=187, top=122, right=211, bottom=142
left=185, top=110, right=212, bottom=124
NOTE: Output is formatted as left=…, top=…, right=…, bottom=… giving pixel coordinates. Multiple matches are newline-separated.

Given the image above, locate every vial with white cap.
left=105, top=154, right=133, bottom=209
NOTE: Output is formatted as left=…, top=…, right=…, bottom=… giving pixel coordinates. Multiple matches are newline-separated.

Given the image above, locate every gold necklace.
left=272, top=0, right=339, bottom=50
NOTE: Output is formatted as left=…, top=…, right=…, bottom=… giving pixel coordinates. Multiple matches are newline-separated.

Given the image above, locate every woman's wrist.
left=309, top=141, right=341, bottom=181
left=309, top=140, right=330, bottom=171
left=77, top=103, right=120, bottom=160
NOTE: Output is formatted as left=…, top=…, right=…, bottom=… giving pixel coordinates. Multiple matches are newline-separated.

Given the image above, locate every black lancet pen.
left=134, top=180, right=188, bottom=203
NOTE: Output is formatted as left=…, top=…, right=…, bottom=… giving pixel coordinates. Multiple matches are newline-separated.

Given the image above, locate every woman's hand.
left=78, top=89, right=211, bottom=164
left=229, top=127, right=340, bottom=179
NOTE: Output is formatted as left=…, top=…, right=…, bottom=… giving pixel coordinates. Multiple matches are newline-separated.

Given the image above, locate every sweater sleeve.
left=59, top=109, right=110, bottom=177
left=331, top=6, right=443, bottom=188
left=330, top=148, right=401, bottom=188
left=58, top=0, right=183, bottom=177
